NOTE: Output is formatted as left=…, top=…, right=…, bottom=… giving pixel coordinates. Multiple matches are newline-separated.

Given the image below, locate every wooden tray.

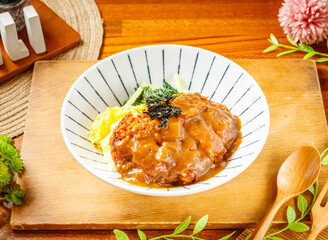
left=0, top=0, right=80, bottom=83
left=11, top=60, right=328, bottom=230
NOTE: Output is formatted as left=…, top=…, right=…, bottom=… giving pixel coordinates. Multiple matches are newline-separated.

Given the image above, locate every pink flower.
left=278, top=0, right=328, bottom=44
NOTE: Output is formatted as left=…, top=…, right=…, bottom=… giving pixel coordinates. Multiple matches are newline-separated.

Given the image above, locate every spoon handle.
left=250, top=193, right=286, bottom=240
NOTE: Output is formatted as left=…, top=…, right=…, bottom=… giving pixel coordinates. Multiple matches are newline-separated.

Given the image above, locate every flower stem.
left=150, top=235, right=204, bottom=240
left=277, top=44, right=298, bottom=50
left=276, top=43, right=328, bottom=57
left=313, top=51, right=328, bottom=57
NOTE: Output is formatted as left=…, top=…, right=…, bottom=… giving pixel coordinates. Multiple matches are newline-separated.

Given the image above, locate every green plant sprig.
left=114, top=147, right=328, bottom=240
left=0, top=134, right=25, bottom=205
left=263, top=34, right=328, bottom=62
left=261, top=181, right=317, bottom=239
left=245, top=147, right=328, bottom=240
left=114, top=215, right=236, bottom=240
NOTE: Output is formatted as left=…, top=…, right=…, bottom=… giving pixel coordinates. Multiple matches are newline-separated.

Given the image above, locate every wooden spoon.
left=250, top=146, right=321, bottom=240
left=307, top=179, right=328, bottom=239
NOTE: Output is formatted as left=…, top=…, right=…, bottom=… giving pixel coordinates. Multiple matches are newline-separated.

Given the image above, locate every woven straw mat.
left=0, top=0, right=103, bottom=137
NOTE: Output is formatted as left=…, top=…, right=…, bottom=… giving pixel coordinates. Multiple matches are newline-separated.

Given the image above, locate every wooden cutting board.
left=11, top=60, right=328, bottom=230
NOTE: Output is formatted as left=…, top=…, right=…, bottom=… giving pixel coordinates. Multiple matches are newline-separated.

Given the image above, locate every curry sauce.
left=110, top=93, right=242, bottom=188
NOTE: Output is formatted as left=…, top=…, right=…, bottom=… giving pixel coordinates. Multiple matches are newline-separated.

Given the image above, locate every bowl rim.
left=60, top=44, right=270, bottom=196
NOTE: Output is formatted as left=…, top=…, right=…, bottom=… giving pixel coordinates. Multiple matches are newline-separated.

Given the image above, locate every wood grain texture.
left=3, top=0, right=328, bottom=239
left=307, top=180, right=328, bottom=239
left=96, top=0, right=328, bottom=123
left=9, top=60, right=328, bottom=231
left=0, top=0, right=80, bottom=83
left=250, top=147, right=321, bottom=240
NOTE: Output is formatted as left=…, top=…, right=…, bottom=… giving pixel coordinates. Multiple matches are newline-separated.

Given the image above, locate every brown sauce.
left=110, top=93, right=242, bottom=188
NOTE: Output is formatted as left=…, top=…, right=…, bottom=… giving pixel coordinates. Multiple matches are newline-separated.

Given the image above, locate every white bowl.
left=61, top=45, right=270, bottom=196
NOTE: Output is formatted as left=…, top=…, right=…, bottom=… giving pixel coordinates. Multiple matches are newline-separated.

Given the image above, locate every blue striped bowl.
left=61, top=45, right=270, bottom=196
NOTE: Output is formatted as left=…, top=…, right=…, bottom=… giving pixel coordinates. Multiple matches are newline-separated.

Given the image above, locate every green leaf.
left=193, top=215, right=208, bottom=235
left=277, top=50, right=297, bottom=57
left=11, top=194, right=22, bottom=205
left=137, top=229, right=147, bottom=240
left=288, top=222, right=310, bottom=232
left=0, top=140, right=24, bottom=173
left=287, top=35, right=298, bottom=47
left=297, top=195, right=308, bottom=215
left=173, top=216, right=191, bottom=235
left=0, top=161, right=11, bottom=191
left=315, top=57, right=328, bottom=63
left=268, top=237, right=284, bottom=240
left=114, top=229, right=129, bottom=240
left=175, top=74, right=185, bottom=93
left=3, top=181, right=25, bottom=205
left=303, top=52, right=316, bottom=59
left=309, top=185, right=315, bottom=195
left=218, top=231, right=235, bottom=240
left=322, top=154, right=328, bottom=165
left=245, top=234, right=252, bottom=240
left=124, top=86, right=144, bottom=106
left=320, top=147, right=328, bottom=159
left=299, top=43, right=314, bottom=52
left=263, top=45, right=278, bottom=53
left=0, top=135, right=14, bottom=145
left=268, top=39, right=274, bottom=44
left=286, top=206, right=296, bottom=224
left=270, top=34, right=279, bottom=44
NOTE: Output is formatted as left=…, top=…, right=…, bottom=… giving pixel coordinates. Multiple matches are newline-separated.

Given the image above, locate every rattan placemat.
left=0, top=0, right=103, bottom=137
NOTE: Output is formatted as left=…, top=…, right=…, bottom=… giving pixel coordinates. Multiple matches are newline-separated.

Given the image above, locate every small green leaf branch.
left=114, top=215, right=236, bottom=240
left=245, top=147, right=328, bottom=239
left=263, top=34, right=328, bottom=62
left=114, top=147, right=328, bottom=240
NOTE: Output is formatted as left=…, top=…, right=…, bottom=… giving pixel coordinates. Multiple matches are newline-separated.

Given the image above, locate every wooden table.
left=2, top=0, right=328, bottom=239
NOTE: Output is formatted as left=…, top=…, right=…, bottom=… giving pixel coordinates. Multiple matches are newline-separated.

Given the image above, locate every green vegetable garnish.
left=0, top=134, right=25, bottom=205
left=174, top=74, right=185, bottom=93
left=123, top=75, right=184, bottom=128
left=123, top=85, right=145, bottom=107
left=124, top=74, right=184, bottom=107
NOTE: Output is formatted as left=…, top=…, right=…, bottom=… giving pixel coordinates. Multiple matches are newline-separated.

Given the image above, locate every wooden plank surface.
left=2, top=0, right=328, bottom=239
left=0, top=0, right=80, bottom=83
left=10, top=59, right=328, bottom=230
left=96, top=0, right=328, bottom=125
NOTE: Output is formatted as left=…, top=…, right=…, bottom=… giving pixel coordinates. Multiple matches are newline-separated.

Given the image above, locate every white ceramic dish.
left=61, top=45, right=270, bottom=196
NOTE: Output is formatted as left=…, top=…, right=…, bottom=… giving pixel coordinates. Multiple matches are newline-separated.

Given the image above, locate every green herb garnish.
left=114, top=215, right=236, bottom=240
left=263, top=34, right=328, bottom=62
left=144, top=95, right=182, bottom=128
left=0, top=134, right=25, bottom=205
left=124, top=75, right=184, bottom=128
left=124, top=74, right=184, bottom=107
left=132, top=81, right=180, bottom=107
